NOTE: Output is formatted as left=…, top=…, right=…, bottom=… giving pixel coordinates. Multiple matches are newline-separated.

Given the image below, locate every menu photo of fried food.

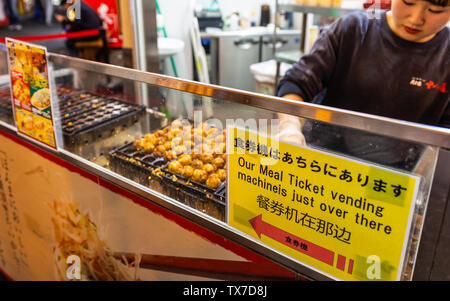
left=15, top=108, right=34, bottom=136
left=32, top=115, right=56, bottom=147
left=14, top=44, right=33, bottom=84
left=31, top=48, right=48, bottom=75
left=30, top=88, right=51, bottom=111
left=12, top=76, right=31, bottom=110
left=50, top=199, right=140, bottom=281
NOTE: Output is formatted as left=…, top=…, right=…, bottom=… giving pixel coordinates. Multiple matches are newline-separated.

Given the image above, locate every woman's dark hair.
left=425, top=0, right=449, bottom=6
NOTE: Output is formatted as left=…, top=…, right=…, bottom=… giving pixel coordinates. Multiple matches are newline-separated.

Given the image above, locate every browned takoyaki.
left=202, top=163, right=216, bottom=174
left=217, top=169, right=227, bottom=182
left=181, top=165, right=194, bottom=178
left=212, top=157, right=225, bottom=169
left=178, top=154, right=192, bottom=166
left=192, top=169, right=207, bottom=183
left=206, top=173, right=221, bottom=189
left=191, top=159, right=203, bottom=169
left=168, top=160, right=182, bottom=174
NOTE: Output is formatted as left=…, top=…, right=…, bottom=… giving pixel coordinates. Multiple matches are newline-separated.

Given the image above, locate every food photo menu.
left=6, top=38, right=57, bottom=149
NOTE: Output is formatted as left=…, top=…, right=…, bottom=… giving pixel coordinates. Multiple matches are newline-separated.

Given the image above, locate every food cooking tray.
left=108, top=140, right=168, bottom=185
left=58, top=92, right=146, bottom=149
left=108, top=125, right=227, bottom=220
left=160, top=163, right=226, bottom=220
left=161, top=161, right=226, bottom=206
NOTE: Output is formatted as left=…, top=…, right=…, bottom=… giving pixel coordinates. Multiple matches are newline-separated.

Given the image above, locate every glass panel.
left=48, top=57, right=439, bottom=281
left=0, top=48, right=14, bottom=126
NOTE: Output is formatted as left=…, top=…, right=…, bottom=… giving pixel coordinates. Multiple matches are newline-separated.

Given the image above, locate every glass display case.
left=0, top=44, right=449, bottom=281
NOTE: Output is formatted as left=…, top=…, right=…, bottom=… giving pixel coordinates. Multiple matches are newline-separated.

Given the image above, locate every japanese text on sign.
left=228, top=127, right=420, bottom=281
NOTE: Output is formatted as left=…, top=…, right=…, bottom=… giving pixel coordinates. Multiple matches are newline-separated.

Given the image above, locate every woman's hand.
left=277, top=113, right=306, bottom=145
left=276, top=94, right=306, bottom=145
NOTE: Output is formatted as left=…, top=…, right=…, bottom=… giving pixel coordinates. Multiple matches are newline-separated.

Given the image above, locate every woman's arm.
left=275, top=15, right=350, bottom=145
left=277, top=94, right=306, bottom=145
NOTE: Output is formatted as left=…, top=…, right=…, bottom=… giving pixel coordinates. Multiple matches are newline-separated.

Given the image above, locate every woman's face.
left=388, top=0, right=450, bottom=42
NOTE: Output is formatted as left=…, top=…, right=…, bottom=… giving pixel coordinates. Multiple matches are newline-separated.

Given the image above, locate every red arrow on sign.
left=249, top=214, right=335, bottom=266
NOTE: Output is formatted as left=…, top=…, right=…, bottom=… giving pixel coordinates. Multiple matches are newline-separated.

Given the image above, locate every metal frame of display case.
left=1, top=51, right=449, bottom=280
left=49, top=54, right=449, bottom=148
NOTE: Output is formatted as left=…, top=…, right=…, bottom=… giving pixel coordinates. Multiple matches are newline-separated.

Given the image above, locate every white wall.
left=157, top=0, right=195, bottom=80
left=157, top=0, right=278, bottom=81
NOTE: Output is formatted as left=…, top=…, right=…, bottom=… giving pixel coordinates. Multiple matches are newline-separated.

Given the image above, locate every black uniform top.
left=277, top=11, right=449, bottom=127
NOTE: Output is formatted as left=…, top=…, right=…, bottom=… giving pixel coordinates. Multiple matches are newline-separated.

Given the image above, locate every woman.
left=276, top=0, right=449, bottom=169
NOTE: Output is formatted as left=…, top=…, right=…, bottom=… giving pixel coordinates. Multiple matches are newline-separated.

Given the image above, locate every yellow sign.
left=6, top=38, right=57, bottom=149
left=227, top=127, right=420, bottom=281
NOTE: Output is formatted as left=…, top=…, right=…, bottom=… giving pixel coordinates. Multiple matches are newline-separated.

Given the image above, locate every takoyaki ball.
left=193, top=144, right=202, bottom=155
left=146, top=134, right=158, bottom=145
left=185, top=140, right=195, bottom=149
left=193, top=133, right=203, bottom=144
left=181, top=165, right=194, bottom=178
left=206, top=173, right=221, bottom=189
left=134, top=138, right=145, bottom=149
left=214, top=134, right=224, bottom=145
left=171, top=137, right=183, bottom=148
left=193, top=143, right=211, bottom=156
left=142, top=142, right=155, bottom=153
left=191, top=159, right=203, bottom=169
left=144, top=133, right=155, bottom=141
left=192, top=169, right=207, bottom=183
left=203, top=143, right=213, bottom=154
left=211, top=145, right=220, bottom=155
left=165, top=150, right=177, bottom=161
left=190, top=152, right=200, bottom=160
left=173, top=145, right=187, bottom=155
left=200, top=153, right=214, bottom=164
left=220, top=143, right=227, bottom=154
left=170, top=128, right=181, bottom=136
left=155, top=129, right=165, bottom=137
left=217, top=169, right=227, bottom=181
left=194, top=136, right=204, bottom=145
left=206, top=138, right=215, bottom=147
left=156, top=136, right=167, bottom=145
left=212, top=143, right=226, bottom=154
left=212, top=157, right=225, bottom=169
left=154, top=145, right=166, bottom=157
left=221, top=153, right=227, bottom=162
left=203, top=163, right=216, bottom=174
left=193, top=127, right=203, bottom=135
left=163, top=141, right=172, bottom=150
left=182, top=125, right=192, bottom=133
left=180, top=131, right=192, bottom=141
left=168, top=160, right=182, bottom=173
left=167, top=131, right=176, bottom=141
left=206, top=127, right=219, bottom=139
left=178, top=154, right=192, bottom=166
left=197, top=122, right=210, bottom=132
